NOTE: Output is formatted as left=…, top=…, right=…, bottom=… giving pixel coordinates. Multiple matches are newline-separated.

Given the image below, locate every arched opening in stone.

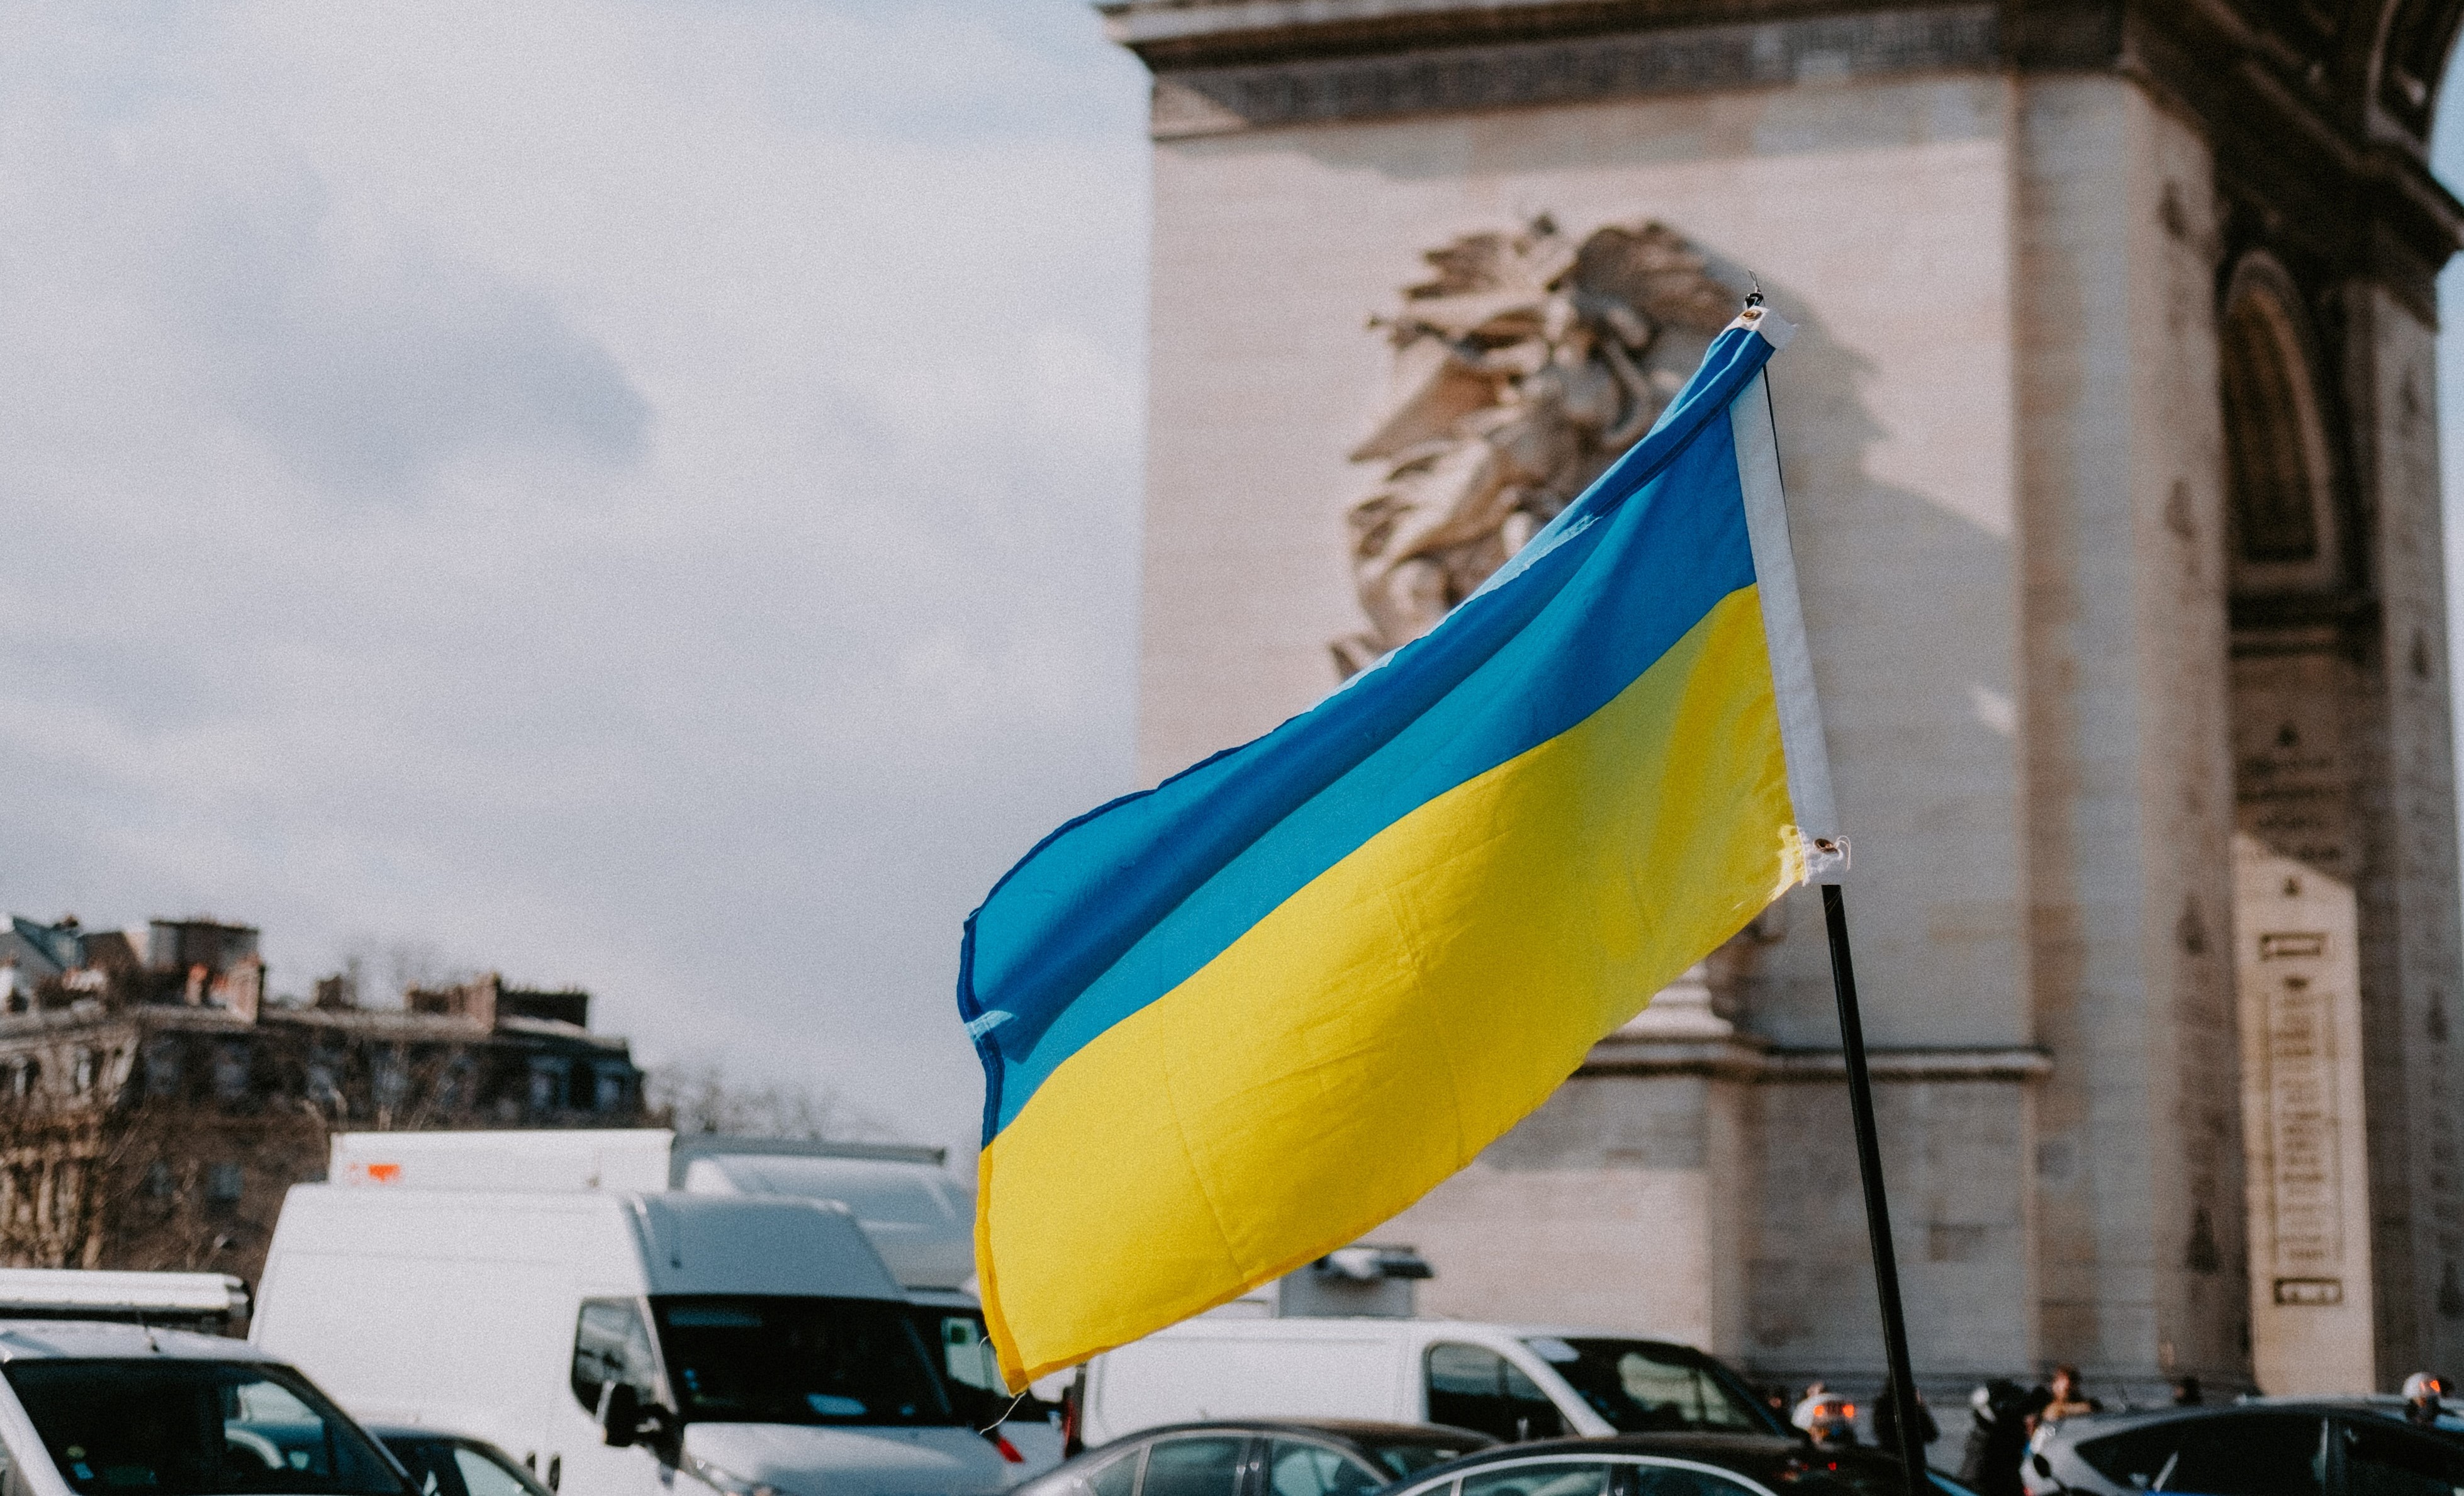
left=2220, top=257, right=2343, bottom=597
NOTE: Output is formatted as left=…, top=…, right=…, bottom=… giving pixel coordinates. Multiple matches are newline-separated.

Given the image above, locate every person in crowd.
left=1761, top=1385, right=1791, bottom=1424
left=2034, top=1364, right=2099, bottom=1429
left=1956, top=1380, right=2043, bottom=1496
left=2404, top=1372, right=2448, bottom=1426
left=1791, top=1383, right=1858, bottom=1448
left=1873, top=1383, right=1939, bottom=1457
left=2170, top=1376, right=2203, bottom=1407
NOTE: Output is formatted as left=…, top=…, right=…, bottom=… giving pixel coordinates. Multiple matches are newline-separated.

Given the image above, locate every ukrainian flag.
left=959, top=305, right=1839, bottom=1387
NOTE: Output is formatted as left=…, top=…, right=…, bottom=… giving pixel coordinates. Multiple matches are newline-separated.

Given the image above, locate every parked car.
left=2024, top=1402, right=2464, bottom=1495
left=1377, top=1434, right=1979, bottom=1496
left=0, top=1318, right=411, bottom=1496
left=1015, top=1420, right=1496, bottom=1496
left=254, top=1184, right=1014, bottom=1496
left=366, top=1427, right=555, bottom=1496
left=1081, top=1320, right=1786, bottom=1447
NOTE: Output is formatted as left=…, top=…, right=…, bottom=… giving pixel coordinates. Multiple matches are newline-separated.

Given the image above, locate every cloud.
left=0, top=0, right=1152, bottom=1158
left=175, top=186, right=652, bottom=497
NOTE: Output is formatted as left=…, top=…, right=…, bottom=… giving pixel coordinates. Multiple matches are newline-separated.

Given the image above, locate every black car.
left=2024, top=1402, right=2464, bottom=1495
left=364, top=1426, right=557, bottom=1496
left=1378, top=1432, right=1983, bottom=1496
left=1014, top=1419, right=1499, bottom=1496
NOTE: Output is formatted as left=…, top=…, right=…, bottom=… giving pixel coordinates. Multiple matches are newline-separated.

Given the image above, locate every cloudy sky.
left=0, top=2, right=1151, bottom=1159
left=11, top=6, right=2464, bottom=1163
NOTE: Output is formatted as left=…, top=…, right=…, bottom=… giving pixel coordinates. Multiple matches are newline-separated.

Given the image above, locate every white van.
left=254, top=1184, right=1013, bottom=1496
left=1080, top=1318, right=1787, bottom=1448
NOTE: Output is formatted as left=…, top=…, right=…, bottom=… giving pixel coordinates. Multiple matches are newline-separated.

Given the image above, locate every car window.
left=1084, top=1448, right=1141, bottom=1496
left=2343, top=1420, right=2464, bottom=1496
left=1141, top=1437, right=1248, bottom=1496
left=1267, top=1441, right=1382, bottom=1496
left=4, top=1358, right=406, bottom=1496
left=571, top=1298, right=660, bottom=1414
left=450, top=1449, right=538, bottom=1496
left=2075, top=1412, right=2326, bottom=1495
left=380, top=1441, right=466, bottom=1496
left=1360, top=1438, right=1496, bottom=1479
left=1458, top=1459, right=1614, bottom=1496
left=1630, top=1464, right=1767, bottom=1496
left=1427, top=1344, right=1568, bottom=1443
left=1524, top=1340, right=1775, bottom=1435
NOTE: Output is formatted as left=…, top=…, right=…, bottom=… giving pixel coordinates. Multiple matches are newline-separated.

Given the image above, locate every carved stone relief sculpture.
left=1332, top=216, right=1739, bottom=677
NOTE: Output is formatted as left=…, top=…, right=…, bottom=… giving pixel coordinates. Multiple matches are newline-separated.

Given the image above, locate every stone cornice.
left=1104, top=0, right=2464, bottom=273
left=1758, top=1043, right=2056, bottom=1081
left=1100, top=0, right=1920, bottom=67
left=1579, top=1032, right=2053, bottom=1082
left=1130, top=4, right=1997, bottom=137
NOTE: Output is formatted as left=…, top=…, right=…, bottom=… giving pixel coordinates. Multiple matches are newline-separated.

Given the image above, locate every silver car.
left=2023, top=1402, right=2464, bottom=1495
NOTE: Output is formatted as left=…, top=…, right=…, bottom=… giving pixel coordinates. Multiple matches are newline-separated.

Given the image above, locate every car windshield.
left=378, top=1439, right=552, bottom=1496
left=4, top=1359, right=407, bottom=1496
left=1521, top=1337, right=1782, bottom=1434
left=1358, top=1439, right=1492, bottom=1478
left=651, top=1295, right=956, bottom=1426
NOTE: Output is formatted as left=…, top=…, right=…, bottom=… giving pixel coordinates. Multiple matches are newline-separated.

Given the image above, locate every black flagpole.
left=1820, top=882, right=1929, bottom=1493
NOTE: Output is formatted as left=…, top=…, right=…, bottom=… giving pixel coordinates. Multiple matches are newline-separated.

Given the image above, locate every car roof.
left=1110, top=1419, right=1494, bottom=1446
left=0, top=1319, right=281, bottom=1363
left=2042, top=1401, right=2464, bottom=1439
left=2236, top=1394, right=2464, bottom=1429
left=1156, top=1320, right=1693, bottom=1344
left=1393, top=1432, right=1810, bottom=1486
left=362, top=1426, right=490, bottom=1443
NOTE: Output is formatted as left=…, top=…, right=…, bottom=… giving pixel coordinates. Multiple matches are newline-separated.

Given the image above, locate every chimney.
left=407, top=972, right=500, bottom=1029
left=209, top=956, right=264, bottom=1025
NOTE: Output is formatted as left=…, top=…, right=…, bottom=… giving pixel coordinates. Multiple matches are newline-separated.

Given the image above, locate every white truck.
left=252, top=1183, right=1016, bottom=1496
left=1078, top=1315, right=1789, bottom=1448
left=0, top=1267, right=249, bottom=1335
left=323, top=1131, right=976, bottom=1292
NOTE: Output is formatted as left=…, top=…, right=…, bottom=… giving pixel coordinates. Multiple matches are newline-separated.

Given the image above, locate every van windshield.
left=4, top=1358, right=408, bottom=1496
left=651, top=1295, right=956, bottom=1427
left=1521, top=1337, right=1783, bottom=1435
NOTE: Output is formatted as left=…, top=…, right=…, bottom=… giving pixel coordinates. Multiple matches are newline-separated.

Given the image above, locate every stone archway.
left=2220, top=257, right=2345, bottom=597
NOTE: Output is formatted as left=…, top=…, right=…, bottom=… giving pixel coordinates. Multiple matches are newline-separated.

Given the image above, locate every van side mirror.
left=602, top=1383, right=641, bottom=1448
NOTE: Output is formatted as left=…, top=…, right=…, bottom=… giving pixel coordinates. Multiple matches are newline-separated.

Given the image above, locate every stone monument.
left=1107, top=0, right=2464, bottom=1400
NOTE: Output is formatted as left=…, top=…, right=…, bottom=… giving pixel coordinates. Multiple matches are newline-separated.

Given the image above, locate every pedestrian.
left=1874, top=1383, right=1939, bottom=1458
left=1790, top=1381, right=1828, bottom=1434
left=2034, top=1364, right=2100, bottom=1429
left=1792, top=1383, right=1857, bottom=1448
left=1956, top=1380, right=2042, bottom=1496
left=2170, top=1375, right=2203, bottom=1407
left=2403, top=1372, right=2447, bottom=1426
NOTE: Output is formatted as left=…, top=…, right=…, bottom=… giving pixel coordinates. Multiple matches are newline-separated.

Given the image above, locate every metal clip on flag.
left=957, top=304, right=1894, bottom=1425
